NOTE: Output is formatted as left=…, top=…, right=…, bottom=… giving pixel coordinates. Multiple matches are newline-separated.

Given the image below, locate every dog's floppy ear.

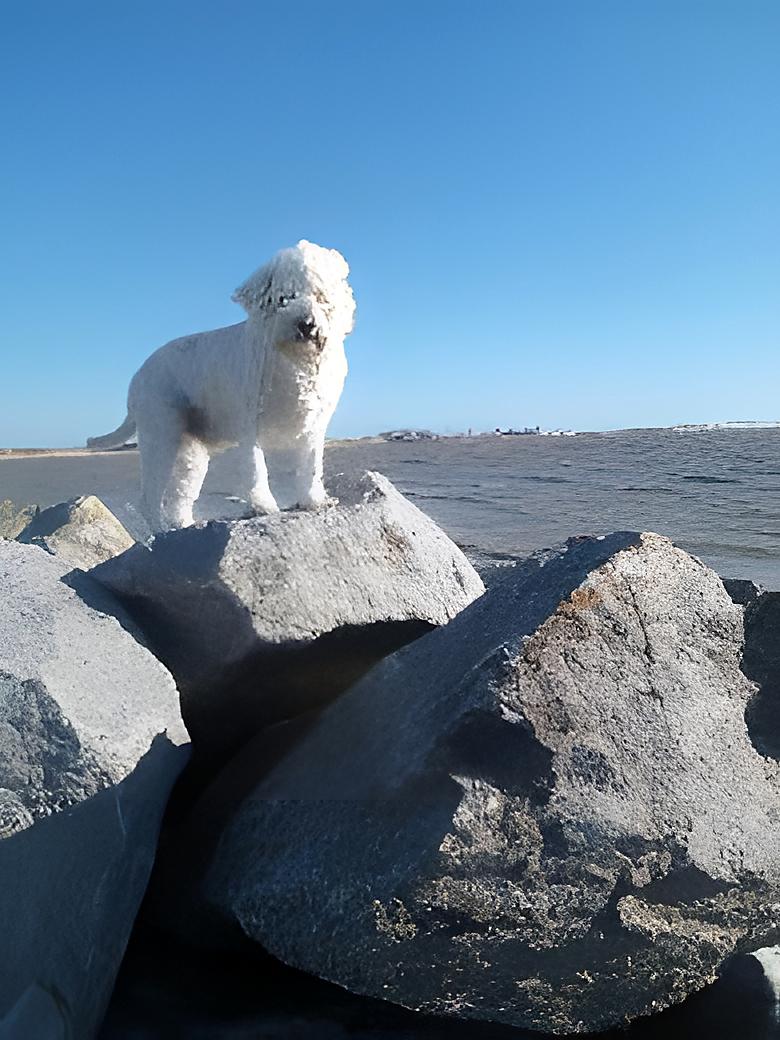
left=232, top=264, right=272, bottom=313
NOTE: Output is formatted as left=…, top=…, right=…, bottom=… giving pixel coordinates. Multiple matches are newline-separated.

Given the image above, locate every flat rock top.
left=0, top=541, right=187, bottom=781
left=93, top=471, right=484, bottom=645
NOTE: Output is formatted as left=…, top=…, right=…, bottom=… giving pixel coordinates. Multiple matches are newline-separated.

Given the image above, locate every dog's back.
left=129, top=320, right=251, bottom=446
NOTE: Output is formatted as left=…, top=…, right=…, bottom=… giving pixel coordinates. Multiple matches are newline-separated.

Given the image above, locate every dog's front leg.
left=241, top=440, right=279, bottom=514
left=294, top=437, right=330, bottom=510
left=266, top=435, right=330, bottom=510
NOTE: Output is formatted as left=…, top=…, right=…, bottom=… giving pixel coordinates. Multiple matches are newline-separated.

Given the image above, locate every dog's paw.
left=296, top=492, right=338, bottom=510
left=247, top=495, right=280, bottom=511
left=162, top=511, right=196, bottom=530
left=247, top=492, right=280, bottom=515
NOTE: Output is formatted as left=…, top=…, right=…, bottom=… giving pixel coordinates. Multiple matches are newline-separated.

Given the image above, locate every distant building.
left=380, top=429, right=439, bottom=442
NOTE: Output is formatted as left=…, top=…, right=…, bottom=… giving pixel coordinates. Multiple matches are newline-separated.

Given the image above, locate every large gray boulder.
left=16, top=494, right=135, bottom=571
left=200, top=532, right=780, bottom=1035
left=91, top=471, right=484, bottom=757
left=0, top=541, right=189, bottom=1038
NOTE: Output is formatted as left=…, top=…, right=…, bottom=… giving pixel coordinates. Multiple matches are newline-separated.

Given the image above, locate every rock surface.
left=97, top=923, right=780, bottom=1040
left=91, top=470, right=484, bottom=757
left=0, top=499, right=38, bottom=540
left=721, top=576, right=765, bottom=607
left=0, top=541, right=188, bottom=1038
left=0, top=985, right=68, bottom=1040
left=746, top=946, right=780, bottom=1000
left=16, top=494, right=135, bottom=571
left=200, top=532, right=780, bottom=1035
left=740, top=589, right=780, bottom=762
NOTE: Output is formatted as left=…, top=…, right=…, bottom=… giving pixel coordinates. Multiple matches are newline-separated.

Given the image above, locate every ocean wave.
left=618, top=487, right=676, bottom=494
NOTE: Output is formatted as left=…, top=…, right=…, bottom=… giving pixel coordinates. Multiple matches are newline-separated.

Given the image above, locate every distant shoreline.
left=0, top=448, right=121, bottom=461
left=0, top=439, right=385, bottom=461
left=3, top=421, right=780, bottom=460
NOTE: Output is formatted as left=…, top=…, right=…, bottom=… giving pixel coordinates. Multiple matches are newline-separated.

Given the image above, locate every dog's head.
left=232, top=240, right=355, bottom=355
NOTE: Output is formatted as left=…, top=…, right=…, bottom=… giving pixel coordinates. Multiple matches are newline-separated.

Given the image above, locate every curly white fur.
left=87, top=241, right=355, bottom=530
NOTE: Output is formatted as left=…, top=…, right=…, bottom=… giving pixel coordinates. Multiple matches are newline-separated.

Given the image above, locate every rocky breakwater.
left=0, top=541, right=188, bottom=1038
left=195, top=531, right=780, bottom=1035
left=0, top=471, right=484, bottom=1037
left=5, top=471, right=780, bottom=1038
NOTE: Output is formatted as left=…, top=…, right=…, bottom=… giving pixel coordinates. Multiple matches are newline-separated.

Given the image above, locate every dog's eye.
left=278, top=295, right=288, bottom=307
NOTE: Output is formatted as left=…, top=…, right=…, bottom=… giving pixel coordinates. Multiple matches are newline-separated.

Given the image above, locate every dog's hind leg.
left=139, top=416, right=210, bottom=530
left=163, top=436, right=210, bottom=528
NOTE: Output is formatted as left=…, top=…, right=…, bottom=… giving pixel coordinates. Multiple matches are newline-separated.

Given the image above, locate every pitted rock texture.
left=201, top=532, right=780, bottom=1035
left=91, top=470, right=484, bottom=757
left=0, top=541, right=188, bottom=1038
left=16, top=494, right=135, bottom=571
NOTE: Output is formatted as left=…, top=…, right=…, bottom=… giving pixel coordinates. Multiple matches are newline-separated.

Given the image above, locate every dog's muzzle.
left=296, top=318, right=324, bottom=349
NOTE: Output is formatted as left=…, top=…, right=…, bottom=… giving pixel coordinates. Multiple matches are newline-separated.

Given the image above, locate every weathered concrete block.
left=16, top=495, right=135, bottom=571
left=91, top=471, right=484, bottom=757
left=0, top=542, right=188, bottom=1038
left=199, top=532, right=780, bottom=1035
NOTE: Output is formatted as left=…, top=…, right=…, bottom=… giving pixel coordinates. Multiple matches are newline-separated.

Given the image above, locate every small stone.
left=16, top=495, right=134, bottom=570
left=0, top=500, right=38, bottom=541
left=0, top=789, right=33, bottom=838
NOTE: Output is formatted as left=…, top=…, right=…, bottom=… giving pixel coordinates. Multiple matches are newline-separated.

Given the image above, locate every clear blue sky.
left=1, top=0, right=778, bottom=446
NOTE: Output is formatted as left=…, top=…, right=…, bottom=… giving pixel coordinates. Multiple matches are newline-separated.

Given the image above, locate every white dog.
left=87, top=241, right=355, bottom=530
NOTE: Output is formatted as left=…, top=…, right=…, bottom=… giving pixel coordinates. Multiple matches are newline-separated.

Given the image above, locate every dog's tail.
left=86, top=413, right=137, bottom=450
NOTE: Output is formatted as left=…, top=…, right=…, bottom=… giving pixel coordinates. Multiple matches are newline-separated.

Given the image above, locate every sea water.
left=5, top=427, right=780, bottom=587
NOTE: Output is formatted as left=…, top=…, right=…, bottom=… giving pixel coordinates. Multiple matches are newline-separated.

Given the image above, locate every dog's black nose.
left=297, top=319, right=317, bottom=339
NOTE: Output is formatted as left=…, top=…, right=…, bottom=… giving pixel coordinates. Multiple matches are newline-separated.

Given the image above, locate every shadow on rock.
left=742, top=593, right=780, bottom=760
left=99, top=921, right=780, bottom=1040
left=0, top=735, right=188, bottom=1038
